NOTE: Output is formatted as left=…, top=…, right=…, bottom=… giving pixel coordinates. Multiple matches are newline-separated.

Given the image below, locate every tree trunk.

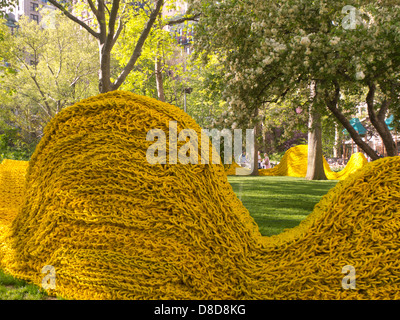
left=375, top=123, right=396, bottom=156
left=326, top=102, right=379, bottom=160
left=324, top=82, right=379, bottom=161
left=250, top=108, right=260, bottom=176
left=306, top=81, right=327, bottom=180
left=96, top=1, right=111, bottom=94
left=155, top=55, right=165, bottom=102
left=366, top=83, right=397, bottom=157
left=98, top=42, right=112, bottom=93
left=333, top=123, right=338, bottom=158
left=306, top=107, right=327, bottom=180
left=155, top=12, right=165, bottom=102
left=250, top=129, right=259, bottom=176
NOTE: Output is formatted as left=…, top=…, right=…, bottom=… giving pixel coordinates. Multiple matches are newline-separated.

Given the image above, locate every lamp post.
left=5, top=15, right=19, bottom=34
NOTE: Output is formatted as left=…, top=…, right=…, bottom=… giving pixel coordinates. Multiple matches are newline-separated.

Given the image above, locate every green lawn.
left=0, top=269, right=55, bottom=300
left=227, top=175, right=338, bottom=236
left=0, top=175, right=337, bottom=299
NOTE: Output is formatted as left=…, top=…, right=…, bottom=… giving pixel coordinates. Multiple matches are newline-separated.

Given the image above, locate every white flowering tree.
left=189, top=0, right=335, bottom=178
left=189, top=0, right=400, bottom=178
left=323, top=3, right=400, bottom=159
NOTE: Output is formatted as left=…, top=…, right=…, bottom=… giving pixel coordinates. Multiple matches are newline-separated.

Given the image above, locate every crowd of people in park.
left=239, top=151, right=271, bottom=169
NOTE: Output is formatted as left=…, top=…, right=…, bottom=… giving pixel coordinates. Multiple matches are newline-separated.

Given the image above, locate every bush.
left=269, top=151, right=285, bottom=164
left=0, top=128, right=35, bottom=162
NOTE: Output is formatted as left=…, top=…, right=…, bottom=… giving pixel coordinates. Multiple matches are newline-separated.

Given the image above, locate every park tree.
left=113, top=1, right=181, bottom=102
left=117, top=33, right=226, bottom=129
left=189, top=0, right=400, bottom=179
left=183, top=52, right=227, bottom=129
left=114, top=1, right=224, bottom=128
left=47, top=0, right=200, bottom=95
left=188, top=0, right=330, bottom=178
left=0, top=18, right=13, bottom=75
left=0, top=13, right=99, bottom=151
left=46, top=0, right=165, bottom=93
left=322, top=3, right=400, bottom=159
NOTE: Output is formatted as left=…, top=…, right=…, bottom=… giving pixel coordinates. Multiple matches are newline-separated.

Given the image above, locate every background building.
left=4, top=0, right=55, bottom=26
left=163, top=1, right=194, bottom=55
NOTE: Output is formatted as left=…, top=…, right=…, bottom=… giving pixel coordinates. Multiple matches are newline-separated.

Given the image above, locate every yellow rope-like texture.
left=0, top=90, right=399, bottom=300
left=224, top=162, right=242, bottom=176
left=248, top=144, right=368, bottom=180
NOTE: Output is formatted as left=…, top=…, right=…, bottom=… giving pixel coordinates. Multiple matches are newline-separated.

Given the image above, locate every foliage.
left=114, top=4, right=226, bottom=130
left=0, top=126, right=35, bottom=161
left=188, top=0, right=400, bottom=159
left=268, top=151, right=285, bottom=164
left=0, top=12, right=99, bottom=156
left=261, top=96, right=308, bottom=154
left=0, top=19, right=15, bottom=77
left=0, top=0, right=17, bottom=18
left=47, top=0, right=164, bottom=92
left=114, top=3, right=177, bottom=98
left=184, top=52, right=227, bottom=129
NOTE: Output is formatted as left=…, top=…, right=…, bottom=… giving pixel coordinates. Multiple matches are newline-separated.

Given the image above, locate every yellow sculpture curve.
left=226, top=145, right=368, bottom=180
left=0, top=91, right=399, bottom=300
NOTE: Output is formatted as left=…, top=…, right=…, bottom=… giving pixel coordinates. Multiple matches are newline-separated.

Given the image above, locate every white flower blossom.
left=263, top=56, right=273, bottom=65
left=329, top=36, right=340, bottom=46
left=356, top=71, right=365, bottom=80
left=300, top=36, right=311, bottom=46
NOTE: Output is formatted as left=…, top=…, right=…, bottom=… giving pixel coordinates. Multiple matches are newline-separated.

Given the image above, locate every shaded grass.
left=227, top=175, right=338, bottom=236
left=0, top=269, right=56, bottom=300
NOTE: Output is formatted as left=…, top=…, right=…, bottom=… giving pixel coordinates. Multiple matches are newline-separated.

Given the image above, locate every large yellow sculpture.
left=0, top=91, right=399, bottom=300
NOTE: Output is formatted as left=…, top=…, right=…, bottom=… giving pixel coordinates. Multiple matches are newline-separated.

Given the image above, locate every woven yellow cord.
left=0, top=91, right=399, bottom=300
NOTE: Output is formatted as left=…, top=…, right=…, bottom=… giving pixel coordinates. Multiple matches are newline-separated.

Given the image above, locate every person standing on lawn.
left=262, top=153, right=271, bottom=169
left=240, top=151, right=247, bottom=167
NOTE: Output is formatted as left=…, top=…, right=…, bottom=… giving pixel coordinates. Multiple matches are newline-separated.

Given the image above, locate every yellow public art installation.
left=226, top=145, right=368, bottom=180
left=0, top=91, right=399, bottom=300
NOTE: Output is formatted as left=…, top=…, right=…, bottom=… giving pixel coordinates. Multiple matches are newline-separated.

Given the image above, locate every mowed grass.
left=227, top=175, right=338, bottom=236
left=0, top=175, right=337, bottom=299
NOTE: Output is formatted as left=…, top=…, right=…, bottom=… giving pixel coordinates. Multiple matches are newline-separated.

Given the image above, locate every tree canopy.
left=188, top=0, right=400, bottom=163
left=47, top=0, right=164, bottom=93
left=0, top=13, right=99, bottom=159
